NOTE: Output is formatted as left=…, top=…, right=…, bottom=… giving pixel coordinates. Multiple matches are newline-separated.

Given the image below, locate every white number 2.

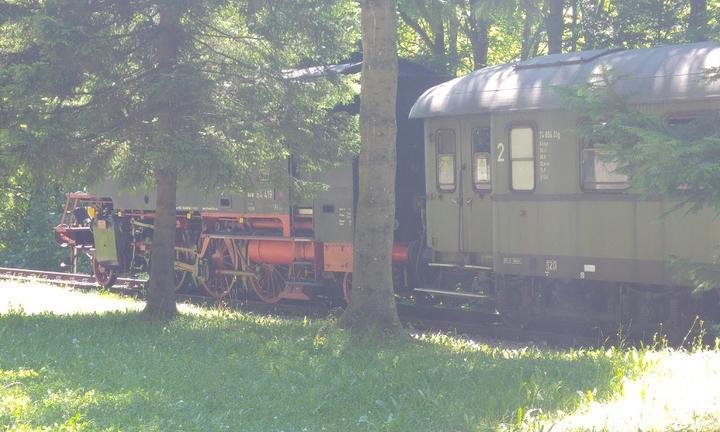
left=496, top=143, right=505, bottom=162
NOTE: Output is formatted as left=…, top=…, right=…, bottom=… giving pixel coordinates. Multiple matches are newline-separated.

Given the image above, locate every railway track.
left=0, top=266, right=146, bottom=292
left=0, top=266, right=621, bottom=348
left=0, top=266, right=331, bottom=319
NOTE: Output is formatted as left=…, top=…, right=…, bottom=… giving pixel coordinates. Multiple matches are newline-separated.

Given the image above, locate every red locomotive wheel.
left=249, top=264, right=289, bottom=304
left=198, top=238, right=237, bottom=299
left=92, top=256, right=117, bottom=288
left=342, top=272, right=352, bottom=305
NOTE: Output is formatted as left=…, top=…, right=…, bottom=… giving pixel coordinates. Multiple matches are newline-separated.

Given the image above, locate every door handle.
left=450, top=198, right=458, bottom=205
left=465, top=198, right=472, bottom=205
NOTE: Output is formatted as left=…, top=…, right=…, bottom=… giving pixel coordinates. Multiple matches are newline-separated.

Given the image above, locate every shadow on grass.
left=0, top=310, right=637, bottom=431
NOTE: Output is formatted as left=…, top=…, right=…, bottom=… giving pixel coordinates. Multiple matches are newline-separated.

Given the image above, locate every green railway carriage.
left=410, top=42, right=720, bottom=327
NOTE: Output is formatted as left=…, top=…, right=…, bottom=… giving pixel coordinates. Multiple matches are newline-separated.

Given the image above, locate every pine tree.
left=0, top=0, right=359, bottom=319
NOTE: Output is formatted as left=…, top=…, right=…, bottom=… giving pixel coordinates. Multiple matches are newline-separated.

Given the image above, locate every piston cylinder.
left=248, top=240, right=316, bottom=265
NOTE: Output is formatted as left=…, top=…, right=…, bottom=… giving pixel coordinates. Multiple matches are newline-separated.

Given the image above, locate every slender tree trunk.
left=432, top=16, right=448, bottom=73
left=144, top=167, right=178, bottom=319
left=447, top=11, right=459, bottom=75
left=688, top=0, right=708, bottom=42
left=570, top=0, right=578, bottom=51
left=26, top=173, right=53, bottom=269
left=521, top=3, right=534, bottom=60
left=545, top=0, right=564, bottom=54
left=530, top=25, right=543, bottom=58
left=468, top=17, right=489, bottom=70
left=338, top=0, right=402, bottom=334
left=143, top=3, right=181, bottom=319
left=421, top=0, right=449, bottom=73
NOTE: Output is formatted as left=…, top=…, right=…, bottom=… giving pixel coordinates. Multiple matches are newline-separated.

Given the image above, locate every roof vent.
left=514, top=47, right=622, bottom=70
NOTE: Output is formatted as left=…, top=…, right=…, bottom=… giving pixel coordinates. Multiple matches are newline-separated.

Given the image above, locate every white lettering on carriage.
left=538, top=129, right=560, bottom=183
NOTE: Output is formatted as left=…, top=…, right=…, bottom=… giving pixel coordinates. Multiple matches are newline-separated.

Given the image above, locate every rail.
left=0, top=266, right=655, bottom=348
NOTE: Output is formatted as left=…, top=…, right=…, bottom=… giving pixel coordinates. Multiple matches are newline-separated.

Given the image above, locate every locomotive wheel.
left=342, top=272, right=352, bottom=304
left=198, top=238, right=237, bottom=299
left=249, top=264, right=289, bottom=304
left=92, top=256, right=117, bottom=288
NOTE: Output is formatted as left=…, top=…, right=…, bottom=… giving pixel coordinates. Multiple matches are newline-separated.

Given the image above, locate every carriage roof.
left=409, top=41, right=720, bottom=119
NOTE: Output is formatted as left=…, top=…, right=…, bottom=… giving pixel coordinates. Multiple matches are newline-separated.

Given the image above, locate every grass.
left=0, top=286, right=718, bottom=431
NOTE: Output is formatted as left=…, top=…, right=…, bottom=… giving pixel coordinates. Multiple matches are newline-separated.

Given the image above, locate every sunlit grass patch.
left=0, top=373, right=34, bottom=424
left=545, top=349, right=720, bottom=432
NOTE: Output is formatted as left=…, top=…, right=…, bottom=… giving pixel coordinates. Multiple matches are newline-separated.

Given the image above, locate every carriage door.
left=426, top=120, right=461, bottom=254
left=460, top=123, right=493, bottom=255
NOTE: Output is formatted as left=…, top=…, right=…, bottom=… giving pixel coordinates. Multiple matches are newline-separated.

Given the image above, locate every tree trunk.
left=688, top=0, right=708, bottom=42
left=569, top=0, right=578, bottom=51
left=469, top=17, right=489, bottom=70
left=338, top=0, right=402, bottom=334
left=521, top=5, right=534, bottom=60
left=144, top=167, right=178, bottom=319
left=143, top=3, right=181, bottom=320
left=447, top=11, right=459, bottom=75
left=26, top=173, right=54, bottom=269
left=545, top=0, right=564, bottom=54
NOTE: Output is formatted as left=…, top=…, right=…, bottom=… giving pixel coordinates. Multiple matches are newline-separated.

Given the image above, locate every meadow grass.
left=0, top=289, right=718, bottom=431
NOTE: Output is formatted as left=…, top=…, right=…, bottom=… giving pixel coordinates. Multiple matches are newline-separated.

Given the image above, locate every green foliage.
left=397, top=0, right=524, bottom=75
left=0, top=0, right=361, bottom=184
left=396, top=0, right=720, bottom=77
left=0, top=173, right=69, bottom=270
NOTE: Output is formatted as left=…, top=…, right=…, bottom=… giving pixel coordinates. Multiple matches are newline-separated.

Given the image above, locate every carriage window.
left=581, top=143, right=629, bottom=191
left=510, top=127, right=535, bottom=191
left=472, top=128, right=491, bottom=190
left=666, top=111, right=720, bottom=140
left=436, top=129, right=456, bottom=191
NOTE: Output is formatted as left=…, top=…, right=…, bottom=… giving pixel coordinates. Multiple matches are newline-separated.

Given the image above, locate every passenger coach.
left=409, top=41, right=720, bottom=329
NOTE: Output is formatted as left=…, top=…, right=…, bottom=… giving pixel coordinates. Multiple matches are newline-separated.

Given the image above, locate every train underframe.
left=424, top=266, right=718, bottom=336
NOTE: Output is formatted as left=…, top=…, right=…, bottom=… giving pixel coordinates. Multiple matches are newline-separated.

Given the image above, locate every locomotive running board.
left=413, top=287, right=490, bottom=300
left=427, top=263, right=493, bottom=271
left=203, top=234, right=314, bottom=242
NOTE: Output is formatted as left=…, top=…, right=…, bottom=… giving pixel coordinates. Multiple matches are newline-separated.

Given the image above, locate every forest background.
left=0, top=0, right=717, bottom=271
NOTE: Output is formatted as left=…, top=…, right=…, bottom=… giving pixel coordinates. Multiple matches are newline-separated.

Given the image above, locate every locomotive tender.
left=55, top=42, right=720, bottom=330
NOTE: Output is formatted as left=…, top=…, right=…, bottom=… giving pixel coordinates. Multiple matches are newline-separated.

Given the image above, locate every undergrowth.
left=0, top=305, right=653, bottom=432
